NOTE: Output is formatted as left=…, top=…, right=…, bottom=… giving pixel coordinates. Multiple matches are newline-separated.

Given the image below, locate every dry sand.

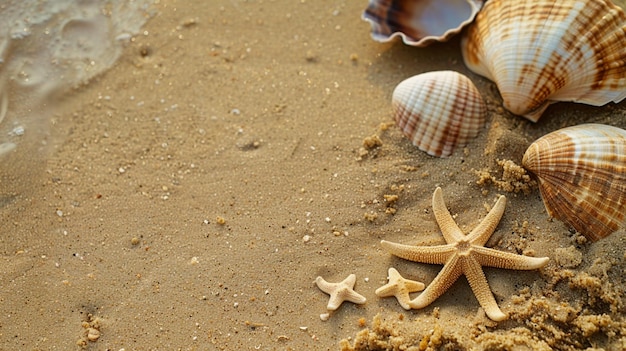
left=0, top=1, right=625, bottom=350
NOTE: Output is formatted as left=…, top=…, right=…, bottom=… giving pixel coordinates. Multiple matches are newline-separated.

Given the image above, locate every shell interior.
left=363, top=0, right=483, bottom=47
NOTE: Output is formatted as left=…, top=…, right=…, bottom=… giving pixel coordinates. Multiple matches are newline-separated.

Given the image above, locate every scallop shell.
left=522, top=124, right=626, bottom=241
left=363, top=0, right=483, bottom=47
left=392, top=71, right=486, bottom=157
left=461, top=0, right=626, bottom=122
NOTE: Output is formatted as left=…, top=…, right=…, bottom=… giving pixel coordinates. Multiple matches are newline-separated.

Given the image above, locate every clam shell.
left=363, top=0, right=483, bottom=47
left=461, top=0, right=626, bottom=122
left=522, top=124, right=626, bottom=241
left=392, top=71, right=486, bottom=157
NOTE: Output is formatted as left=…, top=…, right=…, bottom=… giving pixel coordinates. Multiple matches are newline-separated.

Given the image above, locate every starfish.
left=375, top=267, right=425, bottom=310
left=381, top=187, right=549, bottom=321
left=315, top=274, right=367, bottom=311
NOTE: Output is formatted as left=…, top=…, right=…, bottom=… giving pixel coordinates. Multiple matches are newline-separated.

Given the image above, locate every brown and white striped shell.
left=363, top=0, right=483, bottom=47
left=461, top=0, right=626, bottom=122
left=392, top=71, right=486, bottom=157
left=522, top=124, right=626, bottom=241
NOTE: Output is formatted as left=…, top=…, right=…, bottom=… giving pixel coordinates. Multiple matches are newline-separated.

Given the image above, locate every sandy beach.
left=0, top=1, right=624, bottom=350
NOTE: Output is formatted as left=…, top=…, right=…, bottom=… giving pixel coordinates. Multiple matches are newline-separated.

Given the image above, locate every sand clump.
left=341, top=240, right=626, bottom=351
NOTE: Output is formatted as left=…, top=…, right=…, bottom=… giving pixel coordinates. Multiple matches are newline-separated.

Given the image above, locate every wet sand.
left=0, top=1, right=624, bottom=350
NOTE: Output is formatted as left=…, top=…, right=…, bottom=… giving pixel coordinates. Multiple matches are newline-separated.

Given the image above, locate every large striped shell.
left=461, top=0, right=626, bottom=122
left=392, top=71, right=486, bottom=157
left=363, top=0, right=483, bottom=47
left=522, top=124, right=626, bottom=241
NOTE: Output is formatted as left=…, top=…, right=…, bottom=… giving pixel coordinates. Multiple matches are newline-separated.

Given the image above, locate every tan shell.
left=461, top=0, right=626, bottom=122
left=522, top=124, right=626, bottom=241
left=392, top=71, right=486, bottom=157
left=363, top=0, right=483, bottom=47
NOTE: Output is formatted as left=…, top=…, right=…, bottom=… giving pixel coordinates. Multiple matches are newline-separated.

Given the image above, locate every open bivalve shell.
left=392, top=71, right=486, bottom=157
left=461, top=0, right=626, bottom=122
left=363, top=0, right=483, bottom=47
left=522, top=124, right=626, bottom=241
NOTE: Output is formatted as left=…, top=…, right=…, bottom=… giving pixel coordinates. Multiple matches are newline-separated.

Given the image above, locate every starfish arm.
left=375, top=268, right=403, bottom=298
left=315, top=276, right=335, bottom=295
left=381, top=240, right=456, bottom=265
left=376, top=285, right=412, bottom=310
left=315, top=275, right=355, bottom=294
left=374, top=283, right=399, bottom=298
left=409, top=254, right=463, bottom=309
left=340, top=288, right=368, bottom=306
left=462, top=256, right=508, bottom=321
left=472, top=246, right=550, bottom=270
left=376, top=282, right=424, bottom=310
left=432, top=187, right=466, bottom=243
left=467, top=195, right=507, bottom=246
left=404, top=280, right=427, bottom=292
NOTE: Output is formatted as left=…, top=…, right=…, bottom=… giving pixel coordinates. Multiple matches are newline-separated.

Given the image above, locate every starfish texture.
left=375, top=267, right=425, bottom=310
left=381, top=187, right=549, bottom=321
left=315, top=274, right=367, bottom=311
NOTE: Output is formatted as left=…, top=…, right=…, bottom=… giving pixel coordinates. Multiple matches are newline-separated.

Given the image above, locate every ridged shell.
left=393, top=71, right=486, bottom=157
left=461, top=0, right=626, bottom=122
left=363, top=0, right=483, bottom=47
left=522, top=124, right=626, bottom=241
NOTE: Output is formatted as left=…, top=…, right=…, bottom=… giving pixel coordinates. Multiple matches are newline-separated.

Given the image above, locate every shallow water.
left=0, top=0, right=152, bottom=156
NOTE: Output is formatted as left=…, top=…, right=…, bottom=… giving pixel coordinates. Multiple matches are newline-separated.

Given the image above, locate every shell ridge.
left=537, top=174, right=619, bottom=241
left=392, top=71, right=485, bottom=157
left=461, top=0, right=626, bottom=121
left=522, top=124, right=626, bottom=241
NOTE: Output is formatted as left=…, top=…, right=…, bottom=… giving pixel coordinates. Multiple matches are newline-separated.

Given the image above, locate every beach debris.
left=362, top=0, right=483, bottom=47
left=77, top=313, right=103, bottom=346
left=392, top=71, right=486, bottom=157
left=522, top=124, right=626, bottom=241
left=315, top=274, right=367, bottom=311
left=461, top=0, right=626, bottom=122
left=375, top=267, right=425, bottom=310
left=381, top=187, right=549, bottom=321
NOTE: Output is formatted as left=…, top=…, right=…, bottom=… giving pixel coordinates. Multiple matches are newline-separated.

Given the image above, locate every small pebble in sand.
left=362, top=135, right=382, bottom=150
left=131, top=237, right=140, bottom=246
left=320, top=313, right=330, bottom=321
left=364, top=212, right=378, bottom=222
left=216, top=216, right=226, bottom=225
left=87, top=328, right=100, bottom=342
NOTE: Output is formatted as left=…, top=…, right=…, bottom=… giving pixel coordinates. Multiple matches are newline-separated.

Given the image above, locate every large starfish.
left=381, top=187, right=549, bottom=321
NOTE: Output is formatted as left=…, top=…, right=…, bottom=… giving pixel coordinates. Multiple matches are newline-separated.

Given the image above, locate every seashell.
left=363, top=0, right=483, bottom=47
left=461, top=0, right=626, bottom=122
left=522, top=124, right=626, bottom=241
left=392, top=70, right=486, bottom=157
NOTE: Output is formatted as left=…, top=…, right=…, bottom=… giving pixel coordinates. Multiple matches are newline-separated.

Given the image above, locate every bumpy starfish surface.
left=381, top=187, right=549, bottom=321
left=375, top=267, right=425, bottom=310
left=315, top=274, right=367, bottom=311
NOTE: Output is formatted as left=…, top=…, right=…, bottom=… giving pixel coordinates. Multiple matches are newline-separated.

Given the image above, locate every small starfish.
left=381, top=187, right=549, bottom=321
left=315, top=274, right=367, bottom=311
left=375, top=267, right=425, bottom=310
